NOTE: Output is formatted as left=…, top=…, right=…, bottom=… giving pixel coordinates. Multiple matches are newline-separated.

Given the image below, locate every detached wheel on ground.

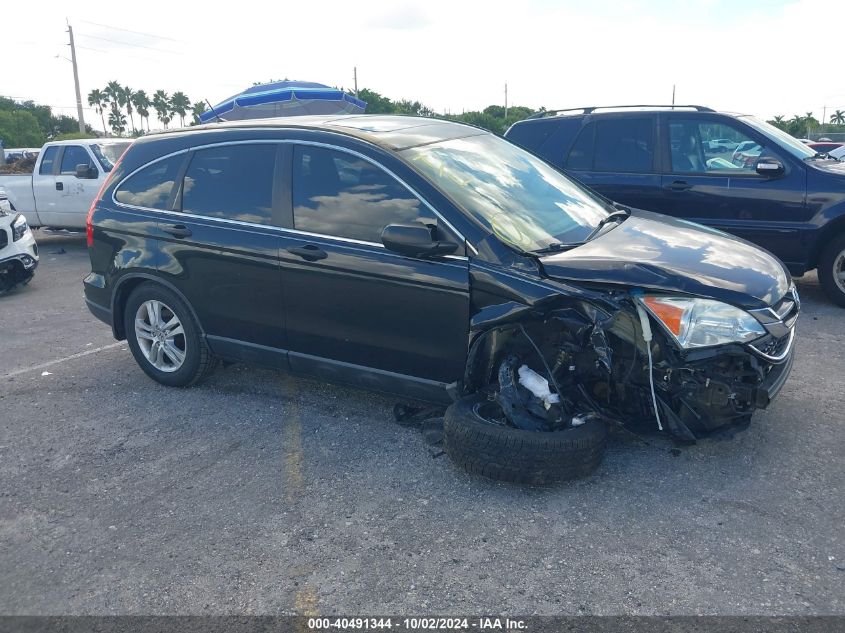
left=123, top=283, right=216, bottom=387
left=818, top=233, right=845, bottom=307
left=443, top=394, right=607, bottom=485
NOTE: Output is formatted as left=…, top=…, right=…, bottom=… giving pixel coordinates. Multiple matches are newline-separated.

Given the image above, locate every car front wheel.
left=124, top=283, right=216, bottom=386
left=818, top=233, right=845, bottom=307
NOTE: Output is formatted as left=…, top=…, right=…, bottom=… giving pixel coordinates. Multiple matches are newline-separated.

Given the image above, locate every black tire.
left=123, top=283, right=216, bottom=387
left=443, top=394, right=607, bottom=485
left=818, top=233, right=845, bottom=307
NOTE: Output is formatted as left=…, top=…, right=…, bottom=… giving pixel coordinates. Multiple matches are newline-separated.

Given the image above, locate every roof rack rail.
left=524, top=105, right=715, bottom=120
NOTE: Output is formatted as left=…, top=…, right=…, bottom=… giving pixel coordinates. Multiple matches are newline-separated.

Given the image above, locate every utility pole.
left=671, top=84, right=675, bottom=107
left=67, top=22, right=85, bottom=133
left=504, top=82, right=508, bottom=119
left=353, top=67, right=358, bottom=98
left=822, top=105, right=827, bottom=126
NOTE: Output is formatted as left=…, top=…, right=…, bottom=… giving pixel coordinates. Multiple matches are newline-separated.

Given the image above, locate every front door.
left=280, top=143, right=469, bottom=400
left=52, top=145, right=99, bottom=227
left=654, top=115, right=809, bottom=267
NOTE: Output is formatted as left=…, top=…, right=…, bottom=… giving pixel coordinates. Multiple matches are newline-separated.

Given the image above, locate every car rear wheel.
left=124, top=283, right=216, bottom=386
left=443, top=394, right=607, bottom=485
left=818, top=233, right=845, bottom=307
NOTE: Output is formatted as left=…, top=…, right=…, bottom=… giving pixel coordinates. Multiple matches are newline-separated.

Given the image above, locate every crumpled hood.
left=540, top=209, right=791, bottom=309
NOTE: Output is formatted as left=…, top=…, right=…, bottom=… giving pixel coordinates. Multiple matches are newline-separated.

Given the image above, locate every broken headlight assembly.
left=639, top=296, right=766, bottom=349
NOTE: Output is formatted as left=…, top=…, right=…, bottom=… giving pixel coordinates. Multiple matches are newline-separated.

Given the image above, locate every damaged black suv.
left=84, top=115, right=798, bottom=484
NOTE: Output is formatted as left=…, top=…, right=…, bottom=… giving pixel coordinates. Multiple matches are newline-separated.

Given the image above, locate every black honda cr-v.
left=84, top=115, right=798, bottom=484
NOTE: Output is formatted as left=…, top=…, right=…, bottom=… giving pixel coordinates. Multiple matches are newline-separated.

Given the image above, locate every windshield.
left=90, top=142, right=131, bottom=172
left=403, top=134, right=612, bottom=251
left=740, top=116, right=816, bottom=159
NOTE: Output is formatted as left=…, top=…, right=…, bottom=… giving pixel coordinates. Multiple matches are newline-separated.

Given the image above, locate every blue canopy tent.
left=199, top=80, right=367, bottom=123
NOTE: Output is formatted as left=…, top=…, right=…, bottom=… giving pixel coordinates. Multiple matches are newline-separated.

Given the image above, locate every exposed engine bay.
left=461, top=291, right=791, bottom=442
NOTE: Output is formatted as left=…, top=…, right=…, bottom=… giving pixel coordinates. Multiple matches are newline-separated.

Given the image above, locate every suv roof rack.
left=524, top=105, right=715, bottom=120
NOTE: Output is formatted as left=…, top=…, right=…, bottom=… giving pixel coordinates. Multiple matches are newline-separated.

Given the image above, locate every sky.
left=5, top=0, right=845, bottom=132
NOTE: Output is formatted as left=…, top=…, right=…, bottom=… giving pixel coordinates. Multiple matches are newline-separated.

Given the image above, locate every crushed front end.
left=462, top=266, right=798, bottom=442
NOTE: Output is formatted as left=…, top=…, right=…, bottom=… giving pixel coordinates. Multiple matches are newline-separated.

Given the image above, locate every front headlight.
left=12, top=214, right=28, bottom=241
left=640, top=295, right=766, bottom=349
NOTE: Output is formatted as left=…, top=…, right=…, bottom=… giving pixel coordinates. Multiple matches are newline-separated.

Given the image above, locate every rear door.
left=151, top=142, right=287, bottom=366
left=279, top=143, right=469, bottom=400
left=653, top=115, right=809, bottom=266
left=562, top=115, right=661, bottom=209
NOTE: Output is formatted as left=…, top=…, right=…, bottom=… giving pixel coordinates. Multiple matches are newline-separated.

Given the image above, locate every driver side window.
left=669, top=120, right=774, bottom=175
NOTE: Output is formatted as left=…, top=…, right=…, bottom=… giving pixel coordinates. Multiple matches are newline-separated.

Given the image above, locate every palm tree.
left=123, top=85, right=136, bottom=133
left=831, top=110, right=845, bottom=125
left=132, top=90, right=152, bottom=132
left=103, top=80, right=127, bottom=135
left=170, top=91, right=191, bottom=127
left=191, top=101, right=208, bottom=125
left=87, top=89, right=107, bottom=135
left=152, top=90, right=171, bottom=129
left=108, top=109, right=127, bottom=136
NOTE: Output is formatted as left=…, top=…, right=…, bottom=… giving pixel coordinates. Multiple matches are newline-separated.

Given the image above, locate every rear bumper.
left=85, top=297, right=113, bottom=327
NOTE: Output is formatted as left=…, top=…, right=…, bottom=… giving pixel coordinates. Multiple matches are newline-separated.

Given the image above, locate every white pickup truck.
left=0, top=139, right=131, bottom=229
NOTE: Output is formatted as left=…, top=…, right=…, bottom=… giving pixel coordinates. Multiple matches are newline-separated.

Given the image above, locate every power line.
left=78, top=19, right=186, bottom=44
left=76, top=32, right=181, bottom=54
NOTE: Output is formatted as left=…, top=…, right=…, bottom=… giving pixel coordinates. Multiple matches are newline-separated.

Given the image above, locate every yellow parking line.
left=280, top=374, right=304, bottom=504
left=294, top=584, right=319, bottom=617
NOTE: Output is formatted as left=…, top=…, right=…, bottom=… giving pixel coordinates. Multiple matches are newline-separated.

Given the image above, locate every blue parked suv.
left=505, top=105, right=845, bottom=306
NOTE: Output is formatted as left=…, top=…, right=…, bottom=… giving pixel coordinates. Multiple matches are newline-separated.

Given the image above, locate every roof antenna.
left=205, top=99, right=224, bottom=123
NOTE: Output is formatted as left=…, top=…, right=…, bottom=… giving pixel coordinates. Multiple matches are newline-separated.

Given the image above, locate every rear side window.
left=292, top=145, right=424, bottom=243
left=181, top=144, right=276, bottom=223
left=114, top=154, right=185, bottom=210
left=60, top=145, right=95, bottom=175
left=566, top=122, right=595, bottom=170
left=39, top=146, right=58, bottom=175
left=593, top=118, right=655, bottom=173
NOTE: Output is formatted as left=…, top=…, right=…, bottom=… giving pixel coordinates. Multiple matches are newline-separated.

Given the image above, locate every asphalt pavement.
left=0, top=230, right=842, bottom=615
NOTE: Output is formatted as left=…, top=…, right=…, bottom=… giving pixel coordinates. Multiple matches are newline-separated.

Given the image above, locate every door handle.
left=287, top=244, right=327, bottom=261
left=55, top=182, right=63, bottom=191
left=162, top=224, right=192, bottom=238
left=665, top=180, right=692, bottom=191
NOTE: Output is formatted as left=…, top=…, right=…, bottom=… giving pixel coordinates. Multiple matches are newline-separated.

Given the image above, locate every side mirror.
left=381, top=222, right=458, bottom=258
left=76, top=163, right=97, bottom=179
left=755, top=158, right=784, bottom=178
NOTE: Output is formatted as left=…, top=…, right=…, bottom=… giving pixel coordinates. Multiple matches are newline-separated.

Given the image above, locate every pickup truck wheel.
left=123, top=283, right=216, bottom=387
left=443, top=394, right=607, bottom=485
left=818, top=233, right=845, bottom=307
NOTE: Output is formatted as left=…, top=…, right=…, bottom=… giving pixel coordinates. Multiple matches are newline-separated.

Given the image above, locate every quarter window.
left=60, top=145, right=95, bottom=175
left=115, top=155, right=185, bottom=210
left=39, top=146, right=59, bottom=175
left=292, top=146, right=425, bottom=243
left=182, top=145, right=276, bottom=223
left=593, top=118, right=655, bottom=173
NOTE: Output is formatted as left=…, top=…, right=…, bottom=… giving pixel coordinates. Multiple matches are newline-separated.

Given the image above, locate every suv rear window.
left=594, top=118, right=654, bottom=172
left=182, top=145, right=276, bottom=223
left=114, top=154, right=185, bottom=210
left=567, top=118, right=655, bottom=173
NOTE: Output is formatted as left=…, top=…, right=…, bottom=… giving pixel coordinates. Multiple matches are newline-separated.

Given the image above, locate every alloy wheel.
left=834, top=248, right=845, bottom=294
left=134, top=300, right=187, bottom=372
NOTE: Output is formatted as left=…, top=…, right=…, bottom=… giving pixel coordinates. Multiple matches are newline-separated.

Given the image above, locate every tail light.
left=87, top=146, right=130, bottom=248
